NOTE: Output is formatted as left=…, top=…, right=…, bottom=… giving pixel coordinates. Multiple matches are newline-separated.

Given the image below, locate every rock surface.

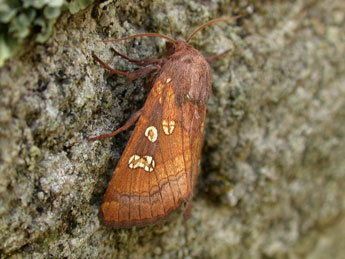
left=0, top=1, right=344, bottom=258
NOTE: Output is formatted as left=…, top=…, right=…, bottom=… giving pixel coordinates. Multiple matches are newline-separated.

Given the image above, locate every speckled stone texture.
left=0, top=0, right=344, bottom=258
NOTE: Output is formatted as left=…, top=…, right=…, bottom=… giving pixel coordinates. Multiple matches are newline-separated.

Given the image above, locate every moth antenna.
left=186, top=15, right=241, bottom=43
left=102, top=33, right=177, bottom=47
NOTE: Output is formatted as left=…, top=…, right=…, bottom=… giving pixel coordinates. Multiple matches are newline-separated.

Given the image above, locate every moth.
left=89, top=17, right=240, bottom=228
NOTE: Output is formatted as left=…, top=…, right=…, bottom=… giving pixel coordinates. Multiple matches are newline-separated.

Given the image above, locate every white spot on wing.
left=128, top=154, right=155, bottom=172
left=145, top=126, right=158, bottom=142
left=162, top=119, right=175, bottom=135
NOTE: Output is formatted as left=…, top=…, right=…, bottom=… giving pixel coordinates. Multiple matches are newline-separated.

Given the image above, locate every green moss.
left=68, top=0, right=94, bottom=14
left=0, top=0, right=95, bottom=66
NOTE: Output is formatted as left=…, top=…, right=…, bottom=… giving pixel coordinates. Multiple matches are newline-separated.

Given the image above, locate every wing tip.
left=100, top=194, right=191, bottom=228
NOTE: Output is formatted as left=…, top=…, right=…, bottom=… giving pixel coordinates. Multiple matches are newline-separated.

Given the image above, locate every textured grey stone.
left=0, top=0, right=344, bottom=258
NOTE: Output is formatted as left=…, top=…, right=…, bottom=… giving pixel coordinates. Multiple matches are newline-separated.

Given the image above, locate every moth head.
left=166, top=41, right=175, bottom=57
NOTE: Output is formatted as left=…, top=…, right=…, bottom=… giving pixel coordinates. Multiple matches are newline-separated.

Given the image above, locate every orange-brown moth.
left=89, top=16, right=240, bottom=228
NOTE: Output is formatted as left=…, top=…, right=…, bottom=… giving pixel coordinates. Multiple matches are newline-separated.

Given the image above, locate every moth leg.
left=205, top=49, right=231, bottom=64
left=111, top=48, right=164, bottom=67
left=92, top=53, right=160, bottom=81
left=88, top=108, right=143, bottom=141
left=183, top=196, right=193, bottom=220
